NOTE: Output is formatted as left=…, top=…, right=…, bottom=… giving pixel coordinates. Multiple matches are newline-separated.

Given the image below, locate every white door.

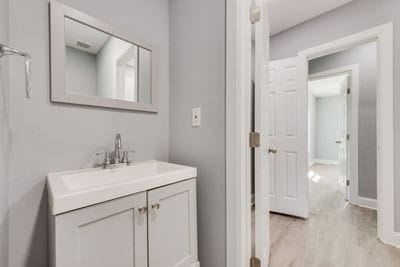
left=338, top=76, right=349, bottom=199
left=147, top=179, right=198, bottom=267
left=268, top=57, right=308, bottom=218
left=253, top=0, right=270, bottom=266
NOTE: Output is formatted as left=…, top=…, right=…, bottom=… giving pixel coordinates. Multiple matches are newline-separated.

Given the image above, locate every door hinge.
left=249, top=132, right=260, bottom=148
left=250, top=257, right=261, bottom=267
left=347, top=134, right=350, bottom=140
left=347, top=88, right=350, bottom=95
left=250, top=6, right=261, bottom=24
left=346, top=180, right=350, bottom=186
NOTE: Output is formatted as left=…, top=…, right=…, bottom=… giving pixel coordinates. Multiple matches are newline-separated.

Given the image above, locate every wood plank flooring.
left=267, top=163, right=400, bottom=267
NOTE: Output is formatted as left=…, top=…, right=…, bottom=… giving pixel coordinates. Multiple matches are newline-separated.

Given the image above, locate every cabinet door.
left=54, top=192, right=147, bottom=267
left=148, top=179, right=198, bottom=267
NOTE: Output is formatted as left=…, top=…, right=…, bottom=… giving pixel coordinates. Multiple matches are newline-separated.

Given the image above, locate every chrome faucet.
left=114, top=133, right=122, bottom=163
left=96, top=133, right=135, bottom=169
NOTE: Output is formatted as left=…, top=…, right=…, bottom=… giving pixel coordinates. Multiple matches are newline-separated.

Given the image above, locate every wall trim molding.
left=226, top=0, right=253, bottom=266
left=393, top=232, right=400, bottom=248
left=308, top=159, right=316, bottom=167
left=357, top=196, right=377, bottom=210
left=309, top=158, right=339, bottom=166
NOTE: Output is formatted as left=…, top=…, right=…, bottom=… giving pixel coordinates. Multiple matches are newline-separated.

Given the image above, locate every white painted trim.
left=308, top=64, right=359, bottom=205
left=393, top=232, right=400, bottom=248
left=312, top=159, right=339, bottom=166
left=358, top=197, right=377, bottom=210
left=299, top=22, right=395, bottom=246
left=226, top=0, right=252, bottom=266
left=308, top=159, right=316, bottom=167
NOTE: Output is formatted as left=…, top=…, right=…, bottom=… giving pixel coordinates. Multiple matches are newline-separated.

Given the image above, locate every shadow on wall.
left=0, top=54, right=11, bottom=267
left=0, top=60, right=12, bottom=180
left=0, top=214, right=9, bottom=267
left=10, top=179, right=48, bottom=267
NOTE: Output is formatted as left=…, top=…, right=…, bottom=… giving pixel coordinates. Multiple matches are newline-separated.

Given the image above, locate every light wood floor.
left=267, top=163, right=400, bottom=267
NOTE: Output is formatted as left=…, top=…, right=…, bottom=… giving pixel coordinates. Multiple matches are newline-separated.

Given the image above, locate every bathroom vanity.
left=47, top=161, right=199, bottom=267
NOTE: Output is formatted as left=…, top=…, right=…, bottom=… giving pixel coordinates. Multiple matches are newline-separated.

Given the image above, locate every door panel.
left=147, top=179, right=198, bottom=267
left=285, top=152, right=297, bottom=199
left=55, top=192, right=148, bottom=267
left=269, top=154, right=276, bottom=196
left=269, top=57, right=308, bottom=218
left=254, top=0, right=270, bottom=266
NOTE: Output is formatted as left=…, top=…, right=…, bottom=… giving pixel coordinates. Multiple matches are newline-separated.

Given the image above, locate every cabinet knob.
left=268, top=148, right=277, bottom=154
left=151, top=203, right=160, bottom=210
left=138, top=206, right=147, bottom=214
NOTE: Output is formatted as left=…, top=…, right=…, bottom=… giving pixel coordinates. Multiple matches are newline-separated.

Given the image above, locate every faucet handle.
left=122, top=150, right=135, bottom=165
left=96, top=152, right=111, bottom=166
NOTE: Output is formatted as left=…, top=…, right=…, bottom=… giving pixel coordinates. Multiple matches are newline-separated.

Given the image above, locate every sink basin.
left=47, top=160, right=197, bottom=215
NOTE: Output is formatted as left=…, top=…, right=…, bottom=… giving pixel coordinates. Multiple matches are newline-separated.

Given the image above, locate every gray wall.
left=65, top=46, right=97, bottom=96
left=169, top=0, right=226, bottom=266
left=0, top=0, right=10, bottom=266
left=138, top=48, right=151, bottom=103
left=270, top=0, right=400, bottom=224
left=316, top=96, right=340, bottom=161
left=309, top=42, right=378, bottom=199
left=8, top=0, right=170, bottom=266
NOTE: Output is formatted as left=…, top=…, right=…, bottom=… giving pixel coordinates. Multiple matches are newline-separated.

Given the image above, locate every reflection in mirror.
left=64, top=17, right=152, bottom=103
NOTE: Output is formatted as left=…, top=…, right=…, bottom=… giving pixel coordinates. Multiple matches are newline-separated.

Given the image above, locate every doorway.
left=226, top=5, right=396, bottom=265
left=268, top=32, right=400, bottom=265
left=307, top=63, right=360, bottom=206
left=308, top=71, right=349, bottom=193
left=308, top=72, right=350, bottom=205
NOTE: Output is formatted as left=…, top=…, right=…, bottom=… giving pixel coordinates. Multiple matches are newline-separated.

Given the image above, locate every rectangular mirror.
left=50, top=1, right=158, bottom=112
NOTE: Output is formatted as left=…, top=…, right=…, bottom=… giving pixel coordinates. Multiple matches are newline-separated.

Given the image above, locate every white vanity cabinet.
left=49, top=178, right=199, bottom=267
left=148, top=179, right=198, bottom=267
left=49, top=192, right=148, bottom=267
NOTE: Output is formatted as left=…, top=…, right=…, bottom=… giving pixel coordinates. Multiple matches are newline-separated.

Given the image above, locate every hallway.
left=269, top=163, right=400, bottom=267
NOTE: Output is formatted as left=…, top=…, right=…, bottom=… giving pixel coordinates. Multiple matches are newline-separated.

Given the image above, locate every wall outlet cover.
left=192, top=107, right=201, bottom=127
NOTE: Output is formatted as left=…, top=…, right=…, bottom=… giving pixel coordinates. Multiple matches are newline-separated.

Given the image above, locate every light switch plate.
left=192, top=107, right=201, bottom=127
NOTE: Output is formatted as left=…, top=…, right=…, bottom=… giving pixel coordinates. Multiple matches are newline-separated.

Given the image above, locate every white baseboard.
left=310, top=159, right=339, bottom=166
left=357, top=196, right=377, bottom=210
left=308, top=159, right=316, bottom=167
left=393, top=232, right=400, bottom=248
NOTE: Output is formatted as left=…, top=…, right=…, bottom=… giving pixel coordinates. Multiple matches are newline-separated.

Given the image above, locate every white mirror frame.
left=50, top=0, right=158, bottom=112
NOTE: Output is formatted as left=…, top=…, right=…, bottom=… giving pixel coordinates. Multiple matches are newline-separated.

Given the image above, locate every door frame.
left=308, top=64, right=360, bottom=205
left=226, top=0, right=253, bottom=266
left=298, top=22, right=395, bottom=246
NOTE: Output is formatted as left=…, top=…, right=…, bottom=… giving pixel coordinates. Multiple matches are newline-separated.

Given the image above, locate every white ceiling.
left=268, top=0, right=353, bottom=35
left=65, top=18, right=110, bottom=54
left=308, top=74, right=347, bottom=98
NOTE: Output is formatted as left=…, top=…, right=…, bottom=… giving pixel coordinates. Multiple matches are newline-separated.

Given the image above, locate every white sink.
left=47, top=160, right=197, bottom=215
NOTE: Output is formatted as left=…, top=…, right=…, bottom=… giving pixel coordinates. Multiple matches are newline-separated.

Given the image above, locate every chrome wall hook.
left=0, top=43, right=32, bottom=99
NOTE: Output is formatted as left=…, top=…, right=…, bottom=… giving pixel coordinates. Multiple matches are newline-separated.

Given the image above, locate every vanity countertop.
left=47, top=160, right=197, bottom=215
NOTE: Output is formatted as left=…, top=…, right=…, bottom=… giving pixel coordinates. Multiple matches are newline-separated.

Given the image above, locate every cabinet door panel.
left=148, top=179, right=198, bottom=267
left=54, top=192, right=147, bottom=267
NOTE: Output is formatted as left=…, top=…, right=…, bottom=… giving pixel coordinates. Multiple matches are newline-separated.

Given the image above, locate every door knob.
left=151, top=203, right=160, bottom=210
left=335, top=140, right=342, bottom=144
left=268, top=148, right=277, bottom=154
